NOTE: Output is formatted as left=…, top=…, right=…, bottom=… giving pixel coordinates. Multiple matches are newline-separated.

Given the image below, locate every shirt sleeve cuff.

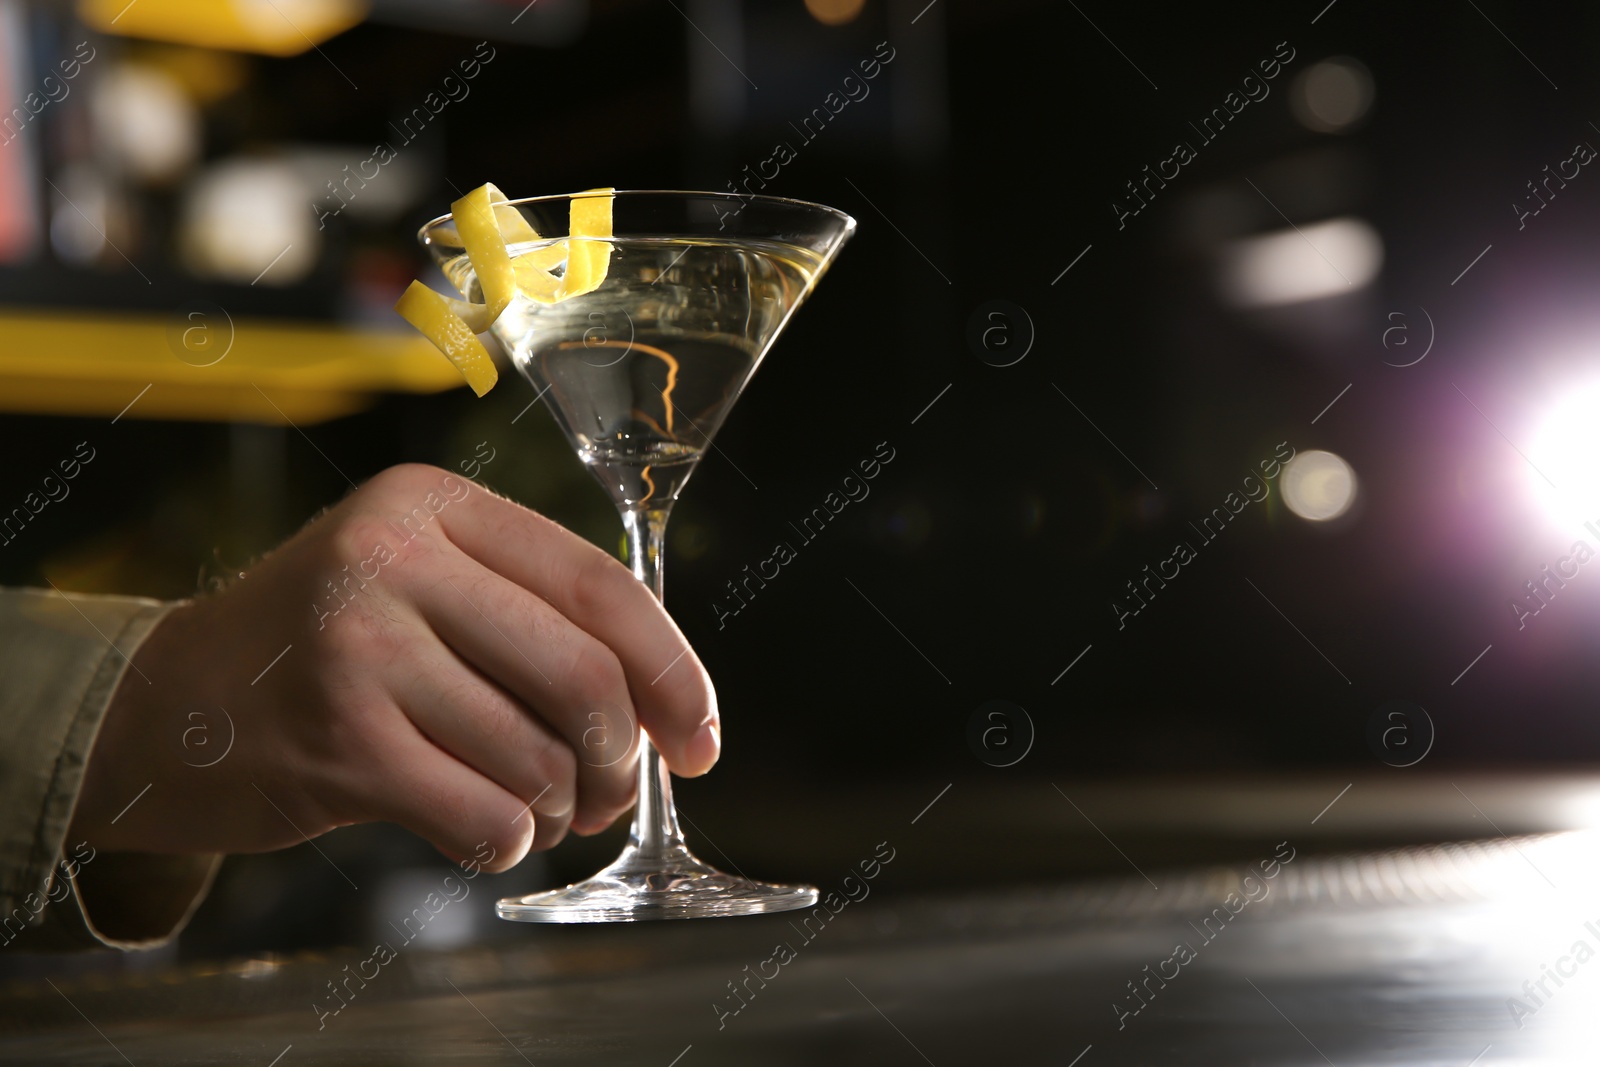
left=48, top=851, right=224, bottom=950
left=0, top=588, right=221, bottom=950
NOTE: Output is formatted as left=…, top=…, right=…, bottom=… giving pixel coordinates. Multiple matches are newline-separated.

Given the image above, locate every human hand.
left=68, top=463, right=719, bottom=872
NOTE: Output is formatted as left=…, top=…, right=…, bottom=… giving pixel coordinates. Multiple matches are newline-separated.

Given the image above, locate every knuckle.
left=575, top=700, right=636, bottom=769
left=328, top=514, right=393, bottom=565
left=568, top=549, right=634, bottom=619
left=368, top=462, right=445, bottom=499
left=356, top=467, right=456, bottom=558
left=531, top=736, right=577, bottom=800
left=478, top=694, right=524, bottom=754
left=588, top=763, right=638, bottom=817
left=445, top=672, right=509, bottom=735
left=570, top=637, right=626, bottom=698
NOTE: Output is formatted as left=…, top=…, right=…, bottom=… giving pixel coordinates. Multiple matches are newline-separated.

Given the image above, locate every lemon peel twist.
left=396, top=184, right=615, bottom=396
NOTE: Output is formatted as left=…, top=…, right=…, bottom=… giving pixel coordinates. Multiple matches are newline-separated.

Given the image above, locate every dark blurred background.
left=6, top=0, right=1600, bottom=974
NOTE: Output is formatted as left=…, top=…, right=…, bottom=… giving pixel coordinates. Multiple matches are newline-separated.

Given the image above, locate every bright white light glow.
left=179, top=159, right=319, bottom=285
left=1218, top=217, right=1383, bottom=308
left=92, top=63, right=199, bottom=183
left=1527, top=378, right=1600, bottom=528
left=1282, top=449, right=1357, bottom=522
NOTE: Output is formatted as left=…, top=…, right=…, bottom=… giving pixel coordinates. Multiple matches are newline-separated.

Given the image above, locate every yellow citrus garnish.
left=560, top=191, right=615, bottom=301
left=394, top=283, right=499, bottom=396
left=396, top=184, right=617, bottom=394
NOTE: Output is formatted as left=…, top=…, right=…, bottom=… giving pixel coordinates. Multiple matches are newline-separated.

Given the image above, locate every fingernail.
left=533, top=789, right=573, bottom=818
left=686, top=717, right=721, bottom=775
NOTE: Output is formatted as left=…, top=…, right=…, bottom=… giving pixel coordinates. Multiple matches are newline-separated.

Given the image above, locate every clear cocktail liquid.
left=445, top=237, right=822, bottom=507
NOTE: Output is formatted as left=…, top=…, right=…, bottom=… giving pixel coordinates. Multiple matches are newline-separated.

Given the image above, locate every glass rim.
left=417, top=188, right=857, bottom=247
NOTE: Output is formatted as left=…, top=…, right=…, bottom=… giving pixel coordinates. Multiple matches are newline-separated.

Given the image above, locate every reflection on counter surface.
left=5, top=775, right=1600, bottom=1062
left=8, top=819, right=1600, bottom=1063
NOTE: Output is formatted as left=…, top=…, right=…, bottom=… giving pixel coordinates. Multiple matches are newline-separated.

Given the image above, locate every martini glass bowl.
left=420, top=191, right=855, bottom=921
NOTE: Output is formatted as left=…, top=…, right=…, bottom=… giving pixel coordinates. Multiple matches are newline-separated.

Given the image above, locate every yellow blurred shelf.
left=0, top=310, right=467, bottom=425
left=79, top=0, right=367, bottom=57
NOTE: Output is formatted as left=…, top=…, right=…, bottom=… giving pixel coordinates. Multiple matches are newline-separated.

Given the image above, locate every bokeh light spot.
left=1290, top=57, right=1375, bottom=133
left=805, top=0, right=866, bottom=25
left=1282, top=449, right=1358, bottom=522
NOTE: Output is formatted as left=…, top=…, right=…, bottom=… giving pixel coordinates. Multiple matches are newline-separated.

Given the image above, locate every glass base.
left=496, top=844, right=818, bottom=923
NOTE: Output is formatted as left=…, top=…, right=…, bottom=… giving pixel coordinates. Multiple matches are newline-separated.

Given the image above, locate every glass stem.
left=620, top=504, right=687, bottom=861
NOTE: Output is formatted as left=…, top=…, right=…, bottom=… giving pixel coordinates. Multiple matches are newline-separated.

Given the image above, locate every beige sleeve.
left=0, top=587, right=222, bottom=951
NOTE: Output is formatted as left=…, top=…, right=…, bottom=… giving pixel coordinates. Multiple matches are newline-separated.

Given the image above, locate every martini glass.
left=420, top=191, right=855, bottom=921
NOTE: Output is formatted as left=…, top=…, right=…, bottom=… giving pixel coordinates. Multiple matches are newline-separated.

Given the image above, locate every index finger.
left=429, top=472, right=719, bottom=777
